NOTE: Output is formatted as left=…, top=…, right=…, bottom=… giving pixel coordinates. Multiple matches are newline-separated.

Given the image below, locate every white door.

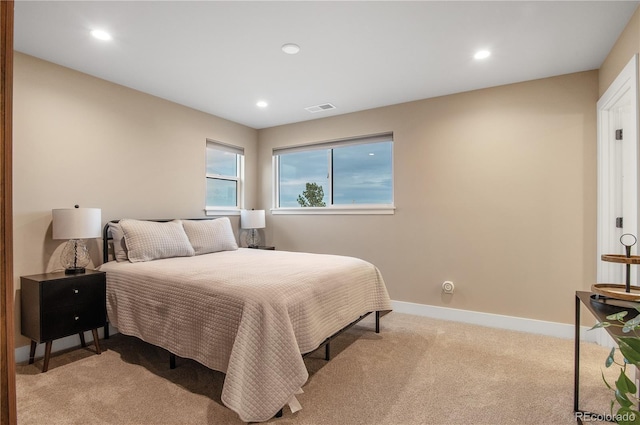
left=597, top=55, right=639, bottom=285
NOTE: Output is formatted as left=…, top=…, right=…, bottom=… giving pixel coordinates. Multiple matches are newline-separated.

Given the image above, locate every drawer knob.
left=74, top=316, right=80, bottom=321
left=73, top=289, right=79, bottom=294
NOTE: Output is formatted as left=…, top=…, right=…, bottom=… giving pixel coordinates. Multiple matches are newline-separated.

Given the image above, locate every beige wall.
left=12, top=53, right=602, bottom=346
left=599, top=5, right=640, bottom=95
left=258, top=71, right=598, bottom=325
left=12, top=53, right=258, bottom=347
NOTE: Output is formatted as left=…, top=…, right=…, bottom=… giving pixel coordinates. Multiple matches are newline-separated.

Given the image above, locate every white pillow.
left=182, top=218, right=238, bottom=255
left=109, top=222, right=129, bottom=262
left=119, top=219, right=195, bottom=263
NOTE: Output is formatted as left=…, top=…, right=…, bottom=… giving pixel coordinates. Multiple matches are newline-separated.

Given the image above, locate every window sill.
left=271, top=205, right=395, bottom=215
left=204, top=208, right=241, bottom=216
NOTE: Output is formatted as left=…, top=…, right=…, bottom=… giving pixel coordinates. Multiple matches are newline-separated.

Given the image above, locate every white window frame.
left=205, top=140, right=244, bottom=216
left=272, top=133, right=395, bottom=215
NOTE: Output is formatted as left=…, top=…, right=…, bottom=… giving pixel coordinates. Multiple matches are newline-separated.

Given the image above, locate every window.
left=205, top=140, right=244, bottom=215
left=273, top=133, right=394, bottom=214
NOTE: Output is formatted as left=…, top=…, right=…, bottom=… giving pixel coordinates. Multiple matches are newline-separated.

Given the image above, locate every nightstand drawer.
left=41, top=277, right=105, bottom=311
left=41, top=306, right=105, bottom=341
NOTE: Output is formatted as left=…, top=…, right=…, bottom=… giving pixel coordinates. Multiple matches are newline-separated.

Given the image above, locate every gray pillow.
left=119, top=219, right=195, bottom=263
left=109, top=222, right=129, bottom=262
left=182, top=217, right=238, bottom=255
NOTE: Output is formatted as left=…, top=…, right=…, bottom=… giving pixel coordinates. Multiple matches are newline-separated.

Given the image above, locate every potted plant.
left=592, top=310, right=640, bottom=424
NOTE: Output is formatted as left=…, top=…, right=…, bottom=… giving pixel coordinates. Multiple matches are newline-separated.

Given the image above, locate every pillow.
left=119, top=219, right=195, bottom=263
left=182, top=217, right=238, bottom=255
left=109, top=222, right=129, bottom=262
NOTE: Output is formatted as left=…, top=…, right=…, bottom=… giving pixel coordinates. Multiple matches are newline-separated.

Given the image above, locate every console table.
left=574, top=291, right=640, bottom=422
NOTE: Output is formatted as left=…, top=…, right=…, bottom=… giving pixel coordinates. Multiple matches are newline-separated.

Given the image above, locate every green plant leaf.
left=619, top=337, right=640, bottom=367
left=608, top=311, right=629, bottom=321
left=616, top=368, right=638, bottom=395
left=591, top=321, right=612, bottom=330
left=616, top=407, right=640, bottom=425
left=623, top=316, right=640, bottom=333
left=606, top=347, right=617, bottom=368
left=603, top=370, right=613, bottom=389
left=615, top=389, right=633, bottom=408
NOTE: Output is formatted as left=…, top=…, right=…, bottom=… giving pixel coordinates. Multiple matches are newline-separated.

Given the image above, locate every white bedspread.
left=99, top=248, right=391, bottom=422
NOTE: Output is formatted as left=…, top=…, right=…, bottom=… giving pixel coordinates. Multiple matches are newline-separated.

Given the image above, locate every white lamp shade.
left=241, top=209, right=265, bottom=229
left=52, top=207, right=102, bottom=240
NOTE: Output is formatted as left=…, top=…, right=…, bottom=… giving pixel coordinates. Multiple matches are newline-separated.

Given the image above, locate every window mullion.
left=328, top=149, right=334, bottom=206
left=238, top=153, right=244, bottom=209
left=275, top=156, right=281, bottom=208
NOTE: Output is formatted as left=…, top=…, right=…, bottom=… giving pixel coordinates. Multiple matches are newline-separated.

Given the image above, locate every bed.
left=98, top=218, right=392, bottom=422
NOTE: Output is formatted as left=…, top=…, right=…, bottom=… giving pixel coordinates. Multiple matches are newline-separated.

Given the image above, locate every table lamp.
left=52, top=205, right=101, bottom=274
left=240, top=209, right=265, bottom=248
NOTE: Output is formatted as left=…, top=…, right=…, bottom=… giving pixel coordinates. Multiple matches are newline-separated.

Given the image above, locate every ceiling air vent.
left=305, top=103, right=336, bottom=113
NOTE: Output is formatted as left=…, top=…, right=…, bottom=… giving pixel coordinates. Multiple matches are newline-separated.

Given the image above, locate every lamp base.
left=61, top=239, right=91, bottom=272
left=64, top=267, right=86, bottom=275
left=247, top=229, right=261, bottom=248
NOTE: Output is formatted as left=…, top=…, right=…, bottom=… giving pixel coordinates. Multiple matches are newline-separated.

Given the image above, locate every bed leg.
left=170, top=353, right=176, bottom=369
left=375, top=311, right=380, bottom=333
left=325, top=342, right=331, bottom=361
left=275, top=408, right=283, bottom=418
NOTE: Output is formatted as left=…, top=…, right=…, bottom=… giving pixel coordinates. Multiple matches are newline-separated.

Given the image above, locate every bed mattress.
left=99, top=248, right=391, bottom=422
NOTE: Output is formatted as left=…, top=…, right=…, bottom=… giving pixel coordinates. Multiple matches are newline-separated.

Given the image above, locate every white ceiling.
left=13, top=1, right=640, bottom=130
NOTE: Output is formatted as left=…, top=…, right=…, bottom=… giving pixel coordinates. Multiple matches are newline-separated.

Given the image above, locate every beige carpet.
left=15, top=312, right=616, bottom=424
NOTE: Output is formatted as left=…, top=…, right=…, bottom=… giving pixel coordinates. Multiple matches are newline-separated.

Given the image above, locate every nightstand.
left=20, top=270, right=106, bottom=372
left=248, top=246, right=275, bottom=250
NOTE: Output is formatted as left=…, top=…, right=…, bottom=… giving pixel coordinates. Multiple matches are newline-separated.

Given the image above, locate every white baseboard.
left=15, top=324, right=119, bottom=364
left=15, top=300, right=616, bottom=364
left=390, top=300, right=617, bottom=348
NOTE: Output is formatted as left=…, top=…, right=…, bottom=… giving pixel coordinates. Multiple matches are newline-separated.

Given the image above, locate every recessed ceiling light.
left=256, top=100, right=268, bottom=108
left=91, top=29, right=112, bottom=41
left=474, top=50, right=491, bottom=60
left=282, top=43, right=300, bottom=55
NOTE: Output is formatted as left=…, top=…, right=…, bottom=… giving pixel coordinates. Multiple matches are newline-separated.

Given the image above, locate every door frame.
left=0, top=1, right=16, bottom=424
left=597, top=54, right=639, bottom=284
